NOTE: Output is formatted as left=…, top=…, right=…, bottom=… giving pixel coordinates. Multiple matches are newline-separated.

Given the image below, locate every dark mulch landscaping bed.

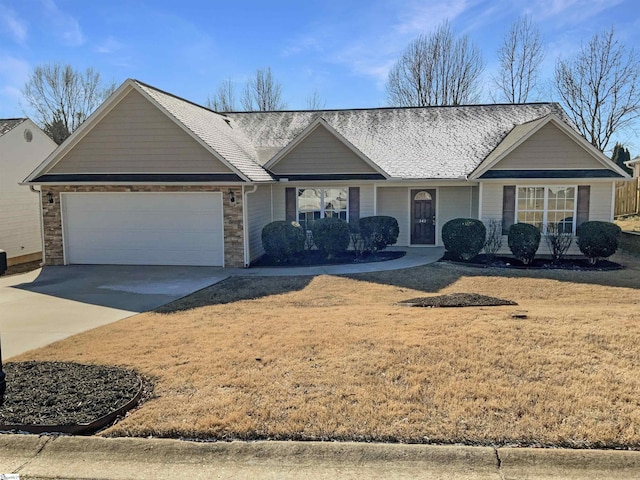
left=399, top=293, right=518, bottom=308
left=252, top=250, right=405, bottom=267
left=2, top=260, right=41, bottom=277
left=441, top=253, right=622, bottom=271
left=0, top=361, right=146, bottom=433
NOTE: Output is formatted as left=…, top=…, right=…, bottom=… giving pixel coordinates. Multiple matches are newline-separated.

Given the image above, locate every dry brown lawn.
left=616, top=215, right=640, bottom=232
left=13, top=253, right=640, bottom=448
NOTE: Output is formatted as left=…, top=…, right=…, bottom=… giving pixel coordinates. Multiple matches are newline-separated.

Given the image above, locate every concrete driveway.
left=0, top=265, right=229, bottom=360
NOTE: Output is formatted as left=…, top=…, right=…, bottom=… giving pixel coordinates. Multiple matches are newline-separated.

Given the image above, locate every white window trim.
left=296, top=187, right=349, bottom=224
left=515, top=185, right=578, bottom=234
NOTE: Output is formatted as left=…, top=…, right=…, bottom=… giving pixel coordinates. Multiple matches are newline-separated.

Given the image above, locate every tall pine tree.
left=611, top=143, right=633, bottom=175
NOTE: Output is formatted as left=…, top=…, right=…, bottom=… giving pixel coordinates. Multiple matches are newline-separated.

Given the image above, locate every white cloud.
left=0, top=55, right=31, bottom=117
left=326, top=1, right=478, bottom=86
left=96, top=36, right=124, bottom=54
left=40, top=0, right=85, bottom=46
left=393, top=0, right=476, bottom=36
left=0, top=6, right=28, bottom=44
left=525, top=0, right=625, bottom=25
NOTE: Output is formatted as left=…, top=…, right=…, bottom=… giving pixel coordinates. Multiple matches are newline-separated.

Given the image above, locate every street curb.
left=2, top=436, right=499, bottom=479
left=2, top=435, right=640, bottom=479
left=498, top=447, right=640, bottom=480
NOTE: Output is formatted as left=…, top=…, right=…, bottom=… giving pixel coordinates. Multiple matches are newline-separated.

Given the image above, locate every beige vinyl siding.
left=49, top=90, right=233, bottom=174
left=480, top=183, right=504, bottom=223
left=272, top=185, right=286, bottom=221
left=0, top=121, right=55, bottom=261
left=271, top=125, right=378, bottom=175
left=437, top=186, right=478, bottom=246
left=377, top=187, right=409, bottom=246
left=246, top=185, right=273, bottom=262
left=359, top=185, right=375, bottom=218
left=493, top=123, right=603, bottom=171
left=588, top=182, right=615, bottom=221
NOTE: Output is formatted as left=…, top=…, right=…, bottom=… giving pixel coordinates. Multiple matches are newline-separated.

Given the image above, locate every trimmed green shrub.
left=310, top=217, right=351, bottom=257
left=508, top=223, right=541, bottom=265
left=576, top=221, right=621, bottom=264
left=359, top=216, right=399, bottom=252
left=261, top=221, right=306, bottom=262
left=442, top=218, right=486, bottom=261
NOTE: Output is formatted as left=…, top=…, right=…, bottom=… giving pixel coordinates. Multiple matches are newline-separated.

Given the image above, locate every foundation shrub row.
left=261, top=216, right=399, bottom=263
left=442, top=218, right=621, bottom=265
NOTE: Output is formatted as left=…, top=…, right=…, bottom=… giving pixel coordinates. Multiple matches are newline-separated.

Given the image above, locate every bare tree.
left=241, top=67, right=287, bottom=111
left=493, top=15, right=544, bottom=103
left=206, top=78, right=237, bottom=112
left=305, top=89, right=326, bottom=110
left=386, top=21, right=484, bottom=106
left=23, top=62, right=115, bottom=144
left=554, top=27, right=640, bottom=152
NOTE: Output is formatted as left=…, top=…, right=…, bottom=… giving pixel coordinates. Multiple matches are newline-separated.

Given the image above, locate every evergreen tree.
left=611, top=142, right=633, bottom=175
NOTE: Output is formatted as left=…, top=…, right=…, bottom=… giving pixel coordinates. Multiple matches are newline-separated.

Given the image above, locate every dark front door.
left=411, top=189, right=436, bottom=244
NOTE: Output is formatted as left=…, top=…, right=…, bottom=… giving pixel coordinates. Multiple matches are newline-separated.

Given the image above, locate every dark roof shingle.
left=0, top=118, right=26, bottom=137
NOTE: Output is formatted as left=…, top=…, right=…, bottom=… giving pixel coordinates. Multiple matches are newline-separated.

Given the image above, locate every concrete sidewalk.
left=234, top=246, right=445, bottom=276
left=1, top=435, right=639, bottom=480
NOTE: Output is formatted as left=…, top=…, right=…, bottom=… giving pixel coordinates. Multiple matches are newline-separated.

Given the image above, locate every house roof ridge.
left=132, top=79, right=228, bottom=118
left=226, top=102, right=560, bottom=114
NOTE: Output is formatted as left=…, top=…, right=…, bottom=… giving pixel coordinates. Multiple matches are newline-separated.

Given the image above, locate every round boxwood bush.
left=508, top=223, right=541, bottom=265
left=442, top=218, right=486, bottom=261
left=576, top=221, right=621, bottom=264
left=310, top=217, right=350, bottom=257
left=261, top=221, right=306, bottom=263
left=359, top=216, right=399, bottom=252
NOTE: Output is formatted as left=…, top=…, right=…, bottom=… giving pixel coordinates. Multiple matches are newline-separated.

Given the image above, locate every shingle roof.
left=135, top=81, right=273, bottom=182
left=0, top=118, right=26, bottom=137
left=226, top=104, right=571, bottom=179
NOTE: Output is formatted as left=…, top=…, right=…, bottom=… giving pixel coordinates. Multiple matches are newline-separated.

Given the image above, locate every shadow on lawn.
left=155, top=275, right=313, bottom=313
left=345, top=252, right=640, bottom=291
left=157, top=252, right=639, bottom=314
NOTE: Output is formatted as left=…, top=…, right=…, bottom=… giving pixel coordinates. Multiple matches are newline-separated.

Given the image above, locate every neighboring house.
left=625, top=156, right=640, bottom=177
left=23, top=79, right=629, bottom=268
left=0, top=118, right=57, bottom=266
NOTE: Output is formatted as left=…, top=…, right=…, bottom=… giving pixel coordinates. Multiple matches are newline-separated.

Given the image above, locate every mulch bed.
left=441, top=253, right=623, bottom=271
left=399, top=293, right=518, bottom=308
left=2, top=260, right=42, bottom=277
left=0, top=361, right=146, bottom=433
left=252, top=250, right=405, bottom=267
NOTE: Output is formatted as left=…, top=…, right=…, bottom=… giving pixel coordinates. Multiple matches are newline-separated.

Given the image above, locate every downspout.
left=29, top=185, right=46, bottom=266
left=242, top=185, right=258, bottom=268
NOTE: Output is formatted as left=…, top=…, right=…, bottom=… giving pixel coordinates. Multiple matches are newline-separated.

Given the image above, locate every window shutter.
left=285, top=187, right=296, bottom=222
left=348, top=187, right=360, bottom=224
left=576, top=185, right=590, bottom=227
left=502, top=185, right=516, bottom=235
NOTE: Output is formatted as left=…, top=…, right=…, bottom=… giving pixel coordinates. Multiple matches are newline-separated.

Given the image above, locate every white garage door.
left=62, top=192, right=224, bottom=266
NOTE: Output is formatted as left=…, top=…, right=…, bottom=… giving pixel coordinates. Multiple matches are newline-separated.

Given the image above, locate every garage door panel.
left=67, top=229, right=217, bottom=251
left=62, top=193, right=224, bottom=266
left=67, top=246, right=220, bottom=266
left=68, top=211, right=219, bottom=231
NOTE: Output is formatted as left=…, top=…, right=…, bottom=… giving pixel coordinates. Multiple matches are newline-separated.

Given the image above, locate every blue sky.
left=1, top=0, right=639, bottom=149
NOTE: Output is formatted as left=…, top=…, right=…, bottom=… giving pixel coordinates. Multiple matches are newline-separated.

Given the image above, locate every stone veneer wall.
left=41, top=185, right=245, bottom=267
